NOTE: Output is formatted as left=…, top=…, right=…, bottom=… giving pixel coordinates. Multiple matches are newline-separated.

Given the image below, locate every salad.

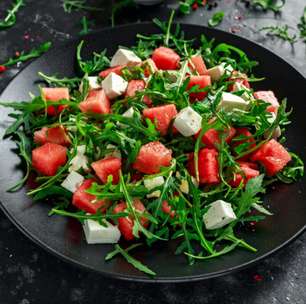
left=1, top=15, right=304, bottom=276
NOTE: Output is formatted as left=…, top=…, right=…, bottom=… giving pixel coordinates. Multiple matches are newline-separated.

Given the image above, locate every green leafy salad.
left=0, top=14, right=304, bottom=276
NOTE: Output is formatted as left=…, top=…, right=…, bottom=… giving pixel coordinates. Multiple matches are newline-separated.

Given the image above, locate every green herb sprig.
left=208, top=11, right=225, bottom=28
left=260, top=25, right=298, bottom=44
left=62, top=0, right=104, bottom=13
left=1, top=42, right=52, bottom=67
left=0, top=0, right=24, bottom=30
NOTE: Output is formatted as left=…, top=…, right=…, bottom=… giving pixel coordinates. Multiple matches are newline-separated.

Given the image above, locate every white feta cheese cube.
left=102, top=72, right=128, bottom=99
left=220, top=62, right=234, bottom=76
left=79, top=76, right=101, bottom=92
left=218, top=92, right=250, bottom=112
left=117, top=107, right=135, bottom=128
left=83, top=220, right=121, bottom=244
left=144, top=176, right=164, bottom=198
left=110, top=48, right=142, bottom=67
left=61, top=171, right=84, bottom=193
left=203, top=200, right=237, bottom=230
left=69, top=145, right=89, bottom=172
left=232, top=82, right=253, bottom=101
left=122, top=107, right=134, bottom=118
left=105, top=144, right=122, bottom=158
left=173, top=106, right=202, bottom=137
left=207, top=64, right=225, bottom=82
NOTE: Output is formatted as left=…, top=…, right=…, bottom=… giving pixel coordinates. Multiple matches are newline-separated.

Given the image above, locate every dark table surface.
left=0, top=1, right=305, bottom=303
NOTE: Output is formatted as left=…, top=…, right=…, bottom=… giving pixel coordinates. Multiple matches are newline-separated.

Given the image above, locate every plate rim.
left=0, top=22, right=305, bottom=283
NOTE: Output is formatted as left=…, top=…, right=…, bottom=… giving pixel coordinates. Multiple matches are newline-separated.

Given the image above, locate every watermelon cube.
left=72, top=179, right=108, bottom=214
left=251, top=139, right=291, bottom=176
left=79, top=89, right=110, bottom=115
left=91, top=157, right=122, bottom=184
left=32, top=143, right=67, bottom=176
left=152, top=47, right=180, bottom=70
left=133, top=141, right=172, bottom=174
left=143, top=104, right=178, bottom=136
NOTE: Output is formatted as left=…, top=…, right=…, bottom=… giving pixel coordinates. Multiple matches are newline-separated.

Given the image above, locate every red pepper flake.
left=15, top=51, right=20, bottom=57
left=24, top=34, right=30, bottom=40
left=192, top=2, right=199, bottom=10
left=253, top=274, right=263, bottom=282
left=202, top=0, right=207, bottom=5
left=0, top=65, right=7, bottom=73
left=250, top=221, right=256, bottom=226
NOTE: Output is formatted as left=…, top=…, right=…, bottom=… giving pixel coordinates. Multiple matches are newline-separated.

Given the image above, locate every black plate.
left=0, top=23, right=305, bottom=283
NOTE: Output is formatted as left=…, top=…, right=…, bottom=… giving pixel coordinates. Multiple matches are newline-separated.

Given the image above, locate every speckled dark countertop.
left=0, top=1, right=305, bottom=303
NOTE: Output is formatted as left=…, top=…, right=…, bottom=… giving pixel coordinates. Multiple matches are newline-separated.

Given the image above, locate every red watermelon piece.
left=113, top=199, right=148, bottom=241
left=188, top=148, right=220, bottom=184
left=229, top=161, right=260, bottom=187
left=91, top=157, right=122, bottom=184
left=152, top=47, right=180, bottom=70
left=99, top=65, right=125, bottom=78
left=189, top=55, right=207, bottom=75
left=253, top=91, right=279, bottom=113
left=143, top=104, right=177, bottom=136
left=187, top=75, right=211, bottom=101
left=125, top=79, right=146, bottom=97
left=79, top=89, right=110, bottom=115
left=72, top=179, right=109, bottom=214
left=32, top=143, right=67, bottom=176
left=251, top=139, right=291, bottom=176
left=34, top=126, right=71, bottom=146
left=41, top=87, right=69, bottom=116
left=196, top=127, right=236, bottom=148
left=133, top=141, right=172, bottom=174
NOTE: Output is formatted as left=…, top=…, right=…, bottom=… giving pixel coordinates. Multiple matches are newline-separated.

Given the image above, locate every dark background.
left=0, top=0, right=305, bottom=303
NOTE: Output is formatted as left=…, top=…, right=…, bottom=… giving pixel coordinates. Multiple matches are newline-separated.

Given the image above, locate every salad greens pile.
left=0, top=14, right=304, bottom=276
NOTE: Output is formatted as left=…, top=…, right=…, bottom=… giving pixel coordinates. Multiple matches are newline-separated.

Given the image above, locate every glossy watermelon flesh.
left=125, top=79, right=146, bottom=97
left=196, top=127, right=236, bottom=148
left=229, top=162, right=260, bottom=187
left=189, top=55, right=208, bottom=75
left=253, top=90, right=279, bottom=113
left=41, top=87, right=69, bottom=116
left=72, top=179, right=108, bottom=214
left=91, top=157, right=122, bottom=184
left=251, top=139, right=292, bottom=176
left=79, top=89, right=110, bottom=114
left=188, top=148, right=220, bottom=184
left=143, top=104, right=178, bottom=136
left=34, top=126, right=71, bottom=146
left=152, top=47, right=180, bottom=70
left=187, top=75, right=211, bottom=101
left=32, top=143, right=67, bottom=176
left=133, top=141, right=172, bottom=174
left=113, top=199, right=148, bottom=241
left=99, top=65, right=126, bottom=78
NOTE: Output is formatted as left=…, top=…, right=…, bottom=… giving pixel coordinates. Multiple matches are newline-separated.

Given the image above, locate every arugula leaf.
left=1, top=42, right=52, bottom=67
left=76, top=40, right=110, bottom=75
left=62, top=0, right=104, bottom=13
left=0, top=0, right=24, bottom=30
left=208, top=11, right=225, bottom=28
left=107, top=244, right=156, bottom=276
left=260, top=25, right=298, bottom=44
left=276, top=152, right=304, bottom=183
